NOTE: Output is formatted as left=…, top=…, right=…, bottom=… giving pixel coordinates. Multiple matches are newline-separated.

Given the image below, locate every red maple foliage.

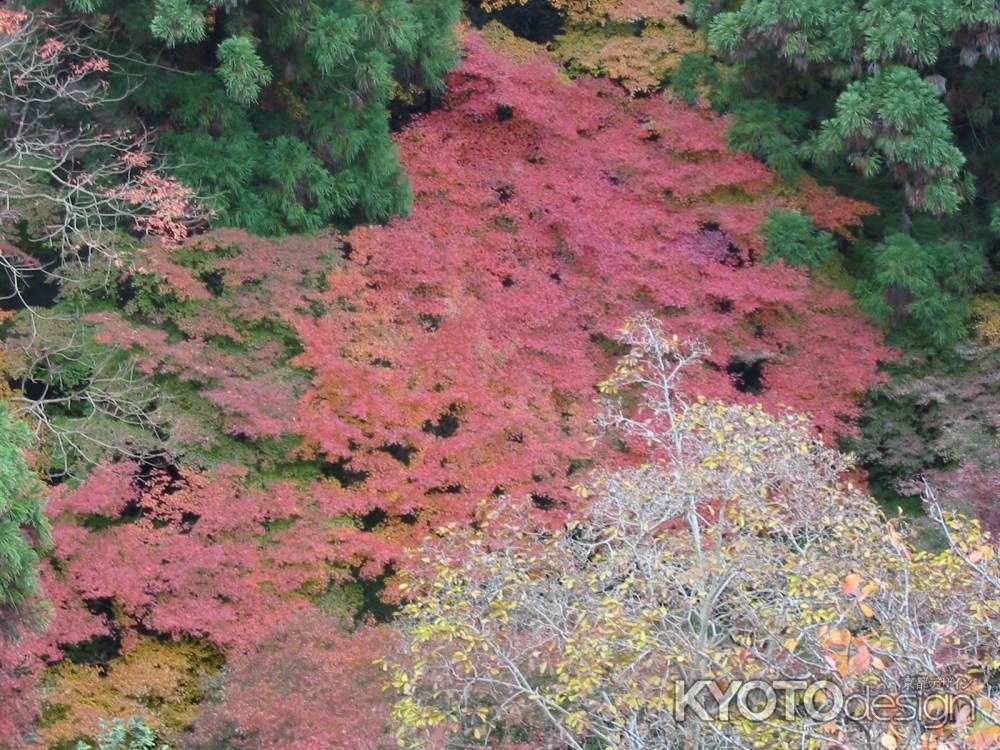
left=0, top=639, right=41, bottom=749
left=187, top=611, right=395, bottom=750
left=43, top=463, right=383, bottom=652
left=88, top=229, right=338, bottom=444
left=291, top=32, right=889, bottom=559
left=3, top=31, right=890, bottom=749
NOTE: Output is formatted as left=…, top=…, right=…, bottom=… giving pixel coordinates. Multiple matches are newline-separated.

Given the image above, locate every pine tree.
left=0, top=404, right=50, bottom=629
left=706, top=0, right=999, bottom=216
left=854, top=231, right=987, bottom=346
left=43, top=0, right=461, bottom=234
left=674, top=0, right=1000, bottom=346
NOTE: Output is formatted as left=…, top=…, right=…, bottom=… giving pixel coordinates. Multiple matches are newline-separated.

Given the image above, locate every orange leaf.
left=858, top=582, right=878, bottom=602
left=968, top=725, right=1000, bottom=750
left=841, top=573, right=861, bottom=596
left=849, top=643, right=872, bottom=676
left=826, top=629, right=852, bottom=647
left=968, top=545, right=992, bottom=564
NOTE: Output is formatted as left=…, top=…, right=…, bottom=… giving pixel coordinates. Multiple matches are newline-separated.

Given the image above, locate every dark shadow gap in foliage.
left=530, top=493, right=557, bottom=510
left=360, top=508, right=388, bottom=532
left=389, top=89, right=447, bottom=132
left=352, top=566, right=399, bottom=623
left=380, top=442, right=418, bottom=466
left=322, top=457, right=370, bottom=486
left=464, top=0, right=565, bottom=44
left=0, top=269, right=61, bottom=312
left=726, top=356, right=767, bottom=395
left=61, top=597, right=124, bottom=669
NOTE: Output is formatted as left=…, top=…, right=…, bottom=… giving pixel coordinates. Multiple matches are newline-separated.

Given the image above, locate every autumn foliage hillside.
left=3, top=31, right=889, bottom=749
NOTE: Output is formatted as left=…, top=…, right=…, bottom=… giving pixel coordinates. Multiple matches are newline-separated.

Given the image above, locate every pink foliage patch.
left=189, top=612, right=395, bottom=750
left=292, top=31, right=889, bottom=559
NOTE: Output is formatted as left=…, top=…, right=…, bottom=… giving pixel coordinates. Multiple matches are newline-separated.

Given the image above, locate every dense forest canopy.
left=0, top=1, right=997, bottom=749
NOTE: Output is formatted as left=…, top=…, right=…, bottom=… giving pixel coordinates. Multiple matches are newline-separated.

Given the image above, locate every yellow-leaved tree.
left=482, top=0, right=703, bottom=95
left=386, top=315, right=1000, bottom=750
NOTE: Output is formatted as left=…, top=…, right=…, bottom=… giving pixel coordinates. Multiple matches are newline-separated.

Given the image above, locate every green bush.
left=76, top=717, right=170, bottom=750
left=759, top=209, right=836, bottom=269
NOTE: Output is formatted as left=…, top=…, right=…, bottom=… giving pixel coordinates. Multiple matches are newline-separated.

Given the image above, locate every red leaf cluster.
left=292, top=32, right=889, bottom=555
left=187, top=612, right=395, bottom=750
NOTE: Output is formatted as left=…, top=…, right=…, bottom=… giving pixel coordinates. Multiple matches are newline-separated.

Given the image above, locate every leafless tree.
left=0, top=9, right=204, bottom=474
